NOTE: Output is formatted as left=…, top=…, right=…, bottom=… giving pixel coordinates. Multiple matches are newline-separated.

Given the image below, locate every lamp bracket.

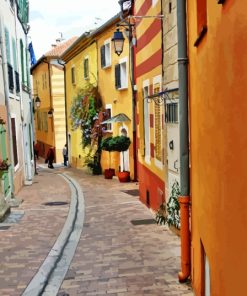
left=145, top=87, right=179, bottom=105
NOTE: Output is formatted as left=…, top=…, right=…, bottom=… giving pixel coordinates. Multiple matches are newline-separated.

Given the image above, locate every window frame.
left=143, top=81, right=151, bottom=164
left=83, top=56, right=89, bottom=80
left=101, top=39, right=111, bottom=69
left=104, top=104, right=112, bottom=132
left=115, top=57, right=128, bottom=90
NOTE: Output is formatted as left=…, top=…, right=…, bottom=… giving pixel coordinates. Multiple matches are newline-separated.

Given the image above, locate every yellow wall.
left=32, top=60, right=66, bottom=163
left=32, top=63, right=54, bottom=155
left=97, top=26, right=134, bottom=179
left=65, top=42, right=98, bottom=169
left=51, top=64, right=66, bottom=163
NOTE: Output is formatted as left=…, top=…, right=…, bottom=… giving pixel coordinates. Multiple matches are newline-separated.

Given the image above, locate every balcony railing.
left=7, top=64, right=14, bottom=93
left=15, top=71, right=20, bottom=94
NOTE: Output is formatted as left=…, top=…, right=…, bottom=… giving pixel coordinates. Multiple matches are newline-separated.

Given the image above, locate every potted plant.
left=101, top=136, right=115, bottom=179
left=110, top=135, right=131, bottom=182
left=0, top=159, right=9, bottom=178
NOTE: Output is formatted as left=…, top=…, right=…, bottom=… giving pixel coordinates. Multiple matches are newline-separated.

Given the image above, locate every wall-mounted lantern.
left=35, top=96, right=41, bottom=108
left=48, top=109, right=54, bottom=118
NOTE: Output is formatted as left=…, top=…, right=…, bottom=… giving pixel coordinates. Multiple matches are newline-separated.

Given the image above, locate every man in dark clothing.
left=46, top=147, right=55, bottom=169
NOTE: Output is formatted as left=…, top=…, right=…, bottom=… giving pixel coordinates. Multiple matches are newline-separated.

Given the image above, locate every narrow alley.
left=0, top=165, right=193, bottom=296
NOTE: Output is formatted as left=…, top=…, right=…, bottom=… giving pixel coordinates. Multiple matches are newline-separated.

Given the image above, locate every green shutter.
left=12, top=38, right=17, bottom=71
left=0, top=124, right=7, bottom=160
left=26, top=48, right=30, bottom=87
left=4, top=28, right=11, bottom=64
left=20, top=39, right=25, bottom=83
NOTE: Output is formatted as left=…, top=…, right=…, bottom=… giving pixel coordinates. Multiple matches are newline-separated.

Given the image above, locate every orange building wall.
left=135, top=0, right=164, bottom=210
left=188, top=0, right=247, bottom=295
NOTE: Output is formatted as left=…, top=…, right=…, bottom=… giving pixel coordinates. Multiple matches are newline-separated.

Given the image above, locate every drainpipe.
left=0, top=17, right=15, bottom=198
left=57, top=58, right=68, bottom=160
left=177, top=0, right=191, bottom=282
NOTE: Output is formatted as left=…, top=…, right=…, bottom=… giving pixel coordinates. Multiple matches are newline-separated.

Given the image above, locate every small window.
left=84, top=57, right=89, bottom=79
left=101, top=41, right=111, bottom=68
left=166, top=102, right=178, bottom=123
left=71, top=66, right=75, bottom=85
left=103, top=105, right=112, bottom=132
left=115, top=61, right=127, bottom=89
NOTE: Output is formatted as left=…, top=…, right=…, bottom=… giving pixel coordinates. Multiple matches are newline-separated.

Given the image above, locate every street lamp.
left=35, top=96, right=41, bottom=108
left=112, top=28, right=125, bottom=56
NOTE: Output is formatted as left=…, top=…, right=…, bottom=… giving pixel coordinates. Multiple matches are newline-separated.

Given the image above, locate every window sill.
left=102, top=64, right=111, bottom=70
left=117, top=86, right=128, bottom=91
left=194, top=26, right=207, bottom=47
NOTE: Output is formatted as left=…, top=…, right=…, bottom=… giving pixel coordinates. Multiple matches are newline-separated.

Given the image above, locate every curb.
left=22, top=173, right=85, bottom=296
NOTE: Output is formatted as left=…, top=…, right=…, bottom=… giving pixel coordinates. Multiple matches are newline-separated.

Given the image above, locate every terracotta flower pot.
left=118, top=171, right=130, bottom=182
left=104, top=169, right=114, bottom=179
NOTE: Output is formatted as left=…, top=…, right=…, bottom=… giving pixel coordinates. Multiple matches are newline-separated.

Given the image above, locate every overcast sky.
left=29, top=0, right=120, bottom=59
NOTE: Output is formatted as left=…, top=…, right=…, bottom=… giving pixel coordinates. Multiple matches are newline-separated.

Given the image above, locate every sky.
left=29, top=0, right=121, bottom=59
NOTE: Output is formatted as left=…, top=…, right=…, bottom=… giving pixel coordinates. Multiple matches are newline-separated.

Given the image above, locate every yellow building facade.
left=62, top=36, right=98, bottom=169
left=31, top=38, right=76, bottom=163
left=62, top=15, right=135, bottom=178
left=97, top=18, right=134, bottom=179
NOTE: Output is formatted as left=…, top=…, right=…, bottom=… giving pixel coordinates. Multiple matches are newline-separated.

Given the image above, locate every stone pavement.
left=58, top=169, right=193, bottom=296
left=0, top=165, right=193, bottom=296
left=0, top=167, right=70, bottom=296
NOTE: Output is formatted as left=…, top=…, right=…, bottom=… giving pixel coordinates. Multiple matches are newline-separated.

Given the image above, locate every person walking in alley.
left=46, top=147, right=55, bottom=169
left=62, top=144, right=68, bottom=166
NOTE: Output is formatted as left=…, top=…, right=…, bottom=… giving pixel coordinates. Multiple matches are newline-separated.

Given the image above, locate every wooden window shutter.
left=84, top=59, right=89, bottom=79
left=0, top=124, right=7, bottom=160
left=12, top=38, right=17, bottom=71
left=4, top=28, right=11, bottom=64
left=20, top=39, right=25, bottom=83
left=115, top=64, right=121, bottom=89
left=11, top=118, right=18, bottom=166
left=101, top=46, right=106, bottom=68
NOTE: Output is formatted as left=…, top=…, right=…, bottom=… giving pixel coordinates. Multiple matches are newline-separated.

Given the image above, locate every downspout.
left=0, top=17, right=15, bottom=198
left=57, top=58, right=68, bottom=157
left=177, top=0, right=191, bottom=282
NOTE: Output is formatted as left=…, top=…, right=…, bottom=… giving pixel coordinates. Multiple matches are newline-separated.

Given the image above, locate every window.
left=11, top=117, right=18, bottom=167
left=101, top=40, right=111, bottom=68
left=154, top=85, right=162, bottom=162
left=37, top=111, right=48, bottom=132
left=84, top=57, right=89, bottom=79
left=103, top=105, right=112, bottom=132
left=166, top=102, right=178, bottom=123
left=71, top=66, right=76, bottom=84
left=115, top=59, right=127, bottom=89
left=143, top=86, right=150, bottom=161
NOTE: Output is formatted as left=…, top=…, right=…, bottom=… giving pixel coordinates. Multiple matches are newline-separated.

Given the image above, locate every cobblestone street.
left=0, top=166, right=193, bottom=295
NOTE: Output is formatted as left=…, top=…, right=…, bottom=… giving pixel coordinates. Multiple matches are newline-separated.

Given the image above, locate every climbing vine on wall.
left=156, top=180, right=181, bottom=229
left=70, top=83, right=108, bottom=174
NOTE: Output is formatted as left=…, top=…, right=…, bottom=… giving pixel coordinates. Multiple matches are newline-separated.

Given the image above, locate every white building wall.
left=0, top=0, right=34, bottom=194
